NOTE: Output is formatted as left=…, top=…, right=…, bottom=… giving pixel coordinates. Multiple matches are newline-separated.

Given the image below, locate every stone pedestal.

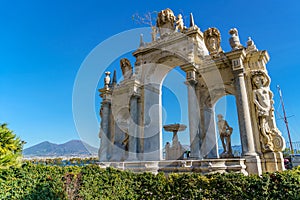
left=165, top=142, right=185, bottom=160
left=262, top=152, right=285, bottom=172
left=244, top=155, right=262, bottom=175
left=164, top=124, right=187, bottom=160
left=263, top=152, right=279, bottom=172
left=100, top=158, right=248, bottom=175
left=276, top=152, right=285, bottom=171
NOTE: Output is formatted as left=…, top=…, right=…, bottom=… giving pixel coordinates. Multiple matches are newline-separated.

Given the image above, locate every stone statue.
left=165, top=142, right=170, bottom=160
left=175, top=14, right=185, bottom=32
left=139, top=34, right=145, bottom=47
left=104, top=71, right=111, bottom=88
left=122, top=132, right=129, bottom=152
left=217, top=114, right=233, bottom=158
left=252, top=71, right=274, bottom=151
left=252, top=70, right=285, bottom=153
left=246, top=37, right=257, bottom=52
left=204, top=28, right=222, bottom=55
left=229, top=28, right=243, bottom=50
left=156, top=8, right=176, bottom=36
left=112, top=109, right=130, bottom=161
left=120, top=58, right=133, bottom=79
left=156, top=8, right=176, bottom=26
left=151, top=26, right=157, bottom=42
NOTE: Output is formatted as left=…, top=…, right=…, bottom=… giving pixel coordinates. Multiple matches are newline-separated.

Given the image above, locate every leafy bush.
left=0, top=163, right=300, bottom=199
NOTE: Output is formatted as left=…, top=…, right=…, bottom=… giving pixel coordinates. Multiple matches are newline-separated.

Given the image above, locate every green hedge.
left=0, top=163, right=300, bottom=199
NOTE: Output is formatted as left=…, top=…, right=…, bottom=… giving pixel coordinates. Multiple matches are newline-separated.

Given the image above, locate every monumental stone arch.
left=98, top=8, right=286, bottom=175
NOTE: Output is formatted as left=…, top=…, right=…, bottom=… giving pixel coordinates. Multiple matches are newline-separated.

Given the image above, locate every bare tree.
left=132, top=11, right=158, bottom=27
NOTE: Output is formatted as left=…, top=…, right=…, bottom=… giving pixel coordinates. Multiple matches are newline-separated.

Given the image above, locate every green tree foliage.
left=0, top=123, right=23, bottom=169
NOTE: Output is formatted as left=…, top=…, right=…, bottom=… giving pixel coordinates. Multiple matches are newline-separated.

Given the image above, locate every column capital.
left=226, top=48, right=246, bottom=60
left=226, top=48, right=247, bottom=72
left=99, top=87, right=112, bottom=102
left=232, top=58, right=244, bottom=71
left=184, top=68, right=198, bottom=85
left=185, top=80, right=198, bottom=87
left=131, top=92, right=141, bottom=98
left=129, top=82, right=141, bottom=98
left=180, top=64, right=198, bottom=72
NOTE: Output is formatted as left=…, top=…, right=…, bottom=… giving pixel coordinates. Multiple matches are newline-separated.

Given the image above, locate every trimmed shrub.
left=0, top=163, right=300, bottom=199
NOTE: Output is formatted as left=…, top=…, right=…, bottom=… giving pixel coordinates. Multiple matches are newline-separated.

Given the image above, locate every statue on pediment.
left=229, top=28, right=243, bottom=50
left=120, top=58, right=133, bottom=79
left=175, top=14, right=186, bottom=32
left=156, top=8, right=176, bottom=36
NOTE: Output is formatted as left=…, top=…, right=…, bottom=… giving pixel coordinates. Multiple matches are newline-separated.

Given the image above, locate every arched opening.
left=138, top=53, right=193, bottom=161
left=214, top=95, right=241, bottom=157
left=161, top=66, right=189, bottom=159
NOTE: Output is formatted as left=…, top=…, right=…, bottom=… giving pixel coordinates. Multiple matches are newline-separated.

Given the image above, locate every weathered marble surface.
left=98, top=8, right=285, bottom=175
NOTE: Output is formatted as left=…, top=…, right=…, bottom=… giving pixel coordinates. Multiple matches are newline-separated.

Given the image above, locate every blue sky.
left=0, top=0, right=300, bottom=150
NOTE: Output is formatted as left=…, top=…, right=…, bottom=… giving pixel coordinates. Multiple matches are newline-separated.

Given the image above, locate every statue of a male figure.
left=252, top=72, right=274, bottom=151
left=217, top=114, right=234, bottom=158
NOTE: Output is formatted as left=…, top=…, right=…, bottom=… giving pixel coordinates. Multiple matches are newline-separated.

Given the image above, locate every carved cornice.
left=133, top=29, right=204, bottom=57
left=244, top=50, right=270, bottom=71
left=225, top=48, right=246, bottom=61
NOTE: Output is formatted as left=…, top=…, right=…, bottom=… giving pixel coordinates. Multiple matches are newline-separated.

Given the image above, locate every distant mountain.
left=218, top=145, right=242, bottom=156
left=23, top=140, right=98, bottom=157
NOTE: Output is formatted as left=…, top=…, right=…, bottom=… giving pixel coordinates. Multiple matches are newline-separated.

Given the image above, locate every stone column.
left=186, top=80, right=201, bottom=159
left=142, top=84, right=162, bottom=161
left=128, top=95, right=139, bottom=160
left=235, top=70, right=256, bottom=156
left=202, top=106, right=218, bottom=158
left=137, top=97, right=143, bottom=160
left=234, top=67, right=262, bottom=174
left=108, top=106, right=115, bottom=160
left=99, top=102, right=111, bottom=162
